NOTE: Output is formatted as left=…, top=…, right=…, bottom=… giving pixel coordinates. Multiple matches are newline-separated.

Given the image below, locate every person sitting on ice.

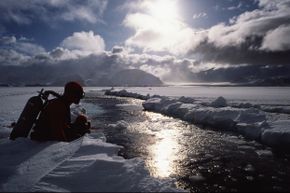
left=30, top=81, right=90, bottom=142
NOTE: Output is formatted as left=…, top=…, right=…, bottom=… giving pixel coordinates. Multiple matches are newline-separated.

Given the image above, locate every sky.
left=0, top=0, right=290, bottom=85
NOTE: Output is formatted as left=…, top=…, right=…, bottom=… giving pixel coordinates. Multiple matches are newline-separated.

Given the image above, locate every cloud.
left=0, top=32, right=126, bottom=84
left=121, top=0, right=289, bottom=61
left=0, top=0, right=108, bottom=25
left=192, top=12, right=207, bottom=19
left=124, top=12, right=199, bottom=55
left=227, top=2, right=243, bottom=11
left=123, top=0, right=199, bottom=56
left=49, top=47, right=80, bottom=60
left=0, top=49, right=30, bottom=66
left=118, top=0, right=290, bottom=82
left=60, top=0, right=108, bottom=24
left=3, top=1, right=290, bottom=86
left=185, top=0, right=290, bottom=66
left=111, top=46, right=124, bottom=54
left=0, top=32, right=200, bottom=84
left=1, top=34, right=288, bottom=85
left=193, top=64, right=290, bottom=85
left=60, top=31, right=105, bottom=55
left=261, top=24, right=290, bottom=51
left=15, top=42, right=46, bottom=56
left=0, top=32, right=106, bottom=66
left=0, top=36, right=46, bottom=65
left=0, top=36, right=16, bottom=44
left=119, top=53, right=200, bottom=82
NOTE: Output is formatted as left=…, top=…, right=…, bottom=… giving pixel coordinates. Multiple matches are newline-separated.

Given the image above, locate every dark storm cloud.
left=0, top=36, right=16, bottom=44
left=111, top=46, right=124, bottom=54
left=0, top=32, right=123, bottom=85
left=187, top=0, right=290, bottom=66
left=182, top=0, right=290, bottom=84
left=192, top=37, right=290, bottom=65
left=193, top=64, right=290, bottom=85
left=0, top=36, right=46, bottom=65
left=0, top=51, right=127, bottom=85
left=0, top=0, right=108, bottom=26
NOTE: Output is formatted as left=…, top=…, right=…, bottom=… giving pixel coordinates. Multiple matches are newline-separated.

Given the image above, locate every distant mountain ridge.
left=0, top=67, right=164, bottom=87
left=109, top=69, right=163, bottom=86
left=83, top=69, right=163, bottom=86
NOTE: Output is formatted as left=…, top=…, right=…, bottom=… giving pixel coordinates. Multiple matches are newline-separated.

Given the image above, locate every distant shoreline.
left=1, top=83, right=290, bottom=88
left=165, top=84, right=290, bottom=87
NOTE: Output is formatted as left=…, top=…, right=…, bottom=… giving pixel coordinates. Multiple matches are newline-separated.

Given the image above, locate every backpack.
left=9, top=89, right=60, bottom=140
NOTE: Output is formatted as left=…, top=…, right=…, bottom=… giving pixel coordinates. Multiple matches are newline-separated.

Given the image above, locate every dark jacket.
left=30, top=97, right=79, bottom=141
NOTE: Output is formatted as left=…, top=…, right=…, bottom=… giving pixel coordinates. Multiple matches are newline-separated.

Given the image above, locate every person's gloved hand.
left=73, top=114, right=91, bottom=135
left=81, top=121, right=91, bottom=134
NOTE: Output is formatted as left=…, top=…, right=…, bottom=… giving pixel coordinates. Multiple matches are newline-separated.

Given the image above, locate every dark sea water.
left=84, top=92, right=290, bottom=192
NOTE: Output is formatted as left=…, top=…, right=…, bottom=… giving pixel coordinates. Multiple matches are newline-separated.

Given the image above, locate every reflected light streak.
left=142, top=112, right=191, bottom=178
left=149, top=125, right=180, bottom=178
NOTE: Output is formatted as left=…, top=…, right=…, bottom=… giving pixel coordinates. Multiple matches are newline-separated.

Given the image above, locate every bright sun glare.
left=147, top=0, right=179, bottom=21
left=133, top=0, right=189, bottom=54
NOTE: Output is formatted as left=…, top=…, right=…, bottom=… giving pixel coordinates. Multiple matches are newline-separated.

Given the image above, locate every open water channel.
left=84, top=91, right=290, bottom=192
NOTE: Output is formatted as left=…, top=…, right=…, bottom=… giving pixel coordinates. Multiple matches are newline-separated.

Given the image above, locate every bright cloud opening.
left=145, top=0, right=180, bottom=21
left=124, top=0, right=196, bottom=56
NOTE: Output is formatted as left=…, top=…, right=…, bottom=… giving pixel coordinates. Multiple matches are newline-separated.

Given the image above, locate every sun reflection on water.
left=151, top=130, right=179, bottom=178
left=144, top=112, right=183, bottom=178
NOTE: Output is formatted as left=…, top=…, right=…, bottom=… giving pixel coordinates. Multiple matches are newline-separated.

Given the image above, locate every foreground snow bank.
left=0, top=137, right=83, bottom=192
left=106, top=89, right=290, bottom=150
left=0, top=133, right=184, bottom=192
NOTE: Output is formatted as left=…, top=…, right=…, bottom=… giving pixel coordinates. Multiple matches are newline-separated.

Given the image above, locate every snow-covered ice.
left=0, top=137, right=83, bottom=192
left=0, top=133, right=182, bottom=192
left=261, top=120, right=290, bottom=148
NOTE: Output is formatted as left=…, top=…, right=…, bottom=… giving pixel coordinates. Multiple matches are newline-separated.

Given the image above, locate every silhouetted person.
left=30, top=81, right=90, bottom=142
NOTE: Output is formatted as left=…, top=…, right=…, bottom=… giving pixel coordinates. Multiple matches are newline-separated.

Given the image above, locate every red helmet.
left=64, top=81, right=84, bottom=98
